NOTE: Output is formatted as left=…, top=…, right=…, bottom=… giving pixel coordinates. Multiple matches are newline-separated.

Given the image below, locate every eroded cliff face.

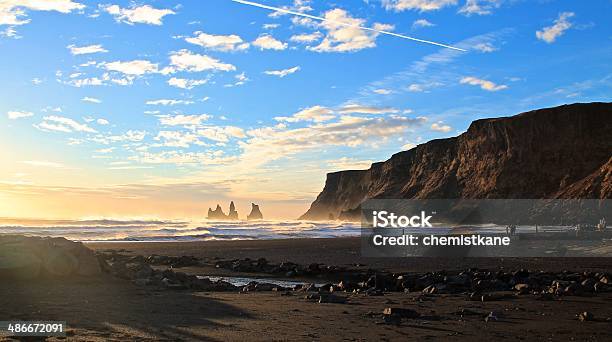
left=300, top=103, right=612, bottom=220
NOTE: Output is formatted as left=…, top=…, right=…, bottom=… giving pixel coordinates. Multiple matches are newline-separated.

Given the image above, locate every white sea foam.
left=0, top=218, right=361, bottom=242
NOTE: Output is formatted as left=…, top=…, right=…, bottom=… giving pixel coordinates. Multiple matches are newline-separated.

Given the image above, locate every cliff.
left=300, top=102, right=612, bottom=220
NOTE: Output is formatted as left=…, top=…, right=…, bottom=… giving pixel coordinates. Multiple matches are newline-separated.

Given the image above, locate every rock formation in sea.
left=300, top=102, right=612, bottom=221
left=228, top=201, right=239, bottom=220
left=207, top=202, right=240, bottom=220
left=247, top=203, right=264, bottom=220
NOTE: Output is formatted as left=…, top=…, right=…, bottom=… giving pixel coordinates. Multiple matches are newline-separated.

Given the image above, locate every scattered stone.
left=485, top=311, right=499, bottom=322
left=578, top=311, right=594, bottom=322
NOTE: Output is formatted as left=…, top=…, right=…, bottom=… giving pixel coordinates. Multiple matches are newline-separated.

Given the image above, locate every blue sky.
left=0, top=0, right=610, bottom=220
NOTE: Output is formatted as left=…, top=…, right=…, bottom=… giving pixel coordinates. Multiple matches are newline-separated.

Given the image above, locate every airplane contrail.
left=232, top=0, right=467, bottom=52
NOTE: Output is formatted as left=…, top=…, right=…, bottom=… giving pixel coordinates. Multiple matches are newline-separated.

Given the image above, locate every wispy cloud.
left=82, top=97, right=101, bottom=104
left=460, top=76, right=508, bottom=91
left=459, top=0, right=503, bottom=16
left=7, top=110, right=34, bottom=120
left=35, top=115, right=97, bottom=133
left=382, top=0, right=457, bottom=12
left=146, top=99, right=195, bottom=106
left=264, top=66, right=300, bottom=78
left=430, top=121, right=452, bottom=132
left=536, top=12, right=574, bottom=44
left=168, top=77, right=208, bottom=89
left=412, top=19, right=435, bottom=29
left=67, top=44, right=108, bottom=55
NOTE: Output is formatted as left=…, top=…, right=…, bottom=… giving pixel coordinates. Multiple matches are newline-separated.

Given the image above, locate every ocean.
left=0, top=218, right=361, bottom=242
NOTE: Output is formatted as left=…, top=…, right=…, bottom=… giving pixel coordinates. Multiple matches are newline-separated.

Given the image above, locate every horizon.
left=1, top=0, right=611, bottom=220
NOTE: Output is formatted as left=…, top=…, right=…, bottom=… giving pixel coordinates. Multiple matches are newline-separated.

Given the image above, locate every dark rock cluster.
left=214, top=258, right=345, bottom=277
left=98, top=252, right=612, bottom=304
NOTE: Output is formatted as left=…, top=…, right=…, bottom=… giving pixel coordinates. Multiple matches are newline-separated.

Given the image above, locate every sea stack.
left=228, top=201, right=239, bottom=220
left=207, top=204, right=227, bottom=220
left=247, top=203, right=263, bottom=220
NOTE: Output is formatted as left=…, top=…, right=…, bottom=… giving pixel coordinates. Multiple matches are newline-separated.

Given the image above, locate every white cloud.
left=262, top=23, right=279, bottom=29
left=309, top=9, right=393, bottom=53
left=274, top=104, right=401, bottom=123
left=224, top=72, right=249, bottom=87
left=264, top=66, right=300, bottom=78
left=165, top=49, right=236, bottom=73
left=1, top=26, right=19, bottom=38
left=196, top=126, right=246, bottom=143
left=35, top=115, right=97, bottom=133
left=154, top=131, right=207, bottom=148
left=241, top=115, right=427, bottom=167
left=158, top=114, right=211, bottom=127
left=402, top=142, right=417, bottom=150
left=102, top=4, right=175, bottom=25
left=339, top=104, right=399, bottom=115
left=275, top=106, right=334, bottom=123
left=103, top=60, right=158, bottom=75
left=65, top=77, right=104, bottom=87
left=31, top=78, right=43, bottom=85
left=536, top=12, right=574, bottom=44
left=146, top=99, right=195, bottom=106
left=168, top=77, right=208, bottom=89
left=373, top=88, right=392, bottom=95
left=327, top=157, right=372, bottom=170
left=96, top=118, right=109, bottom=125
left=290, top=32, right=322, bottom=43
left=268, top=0, right=313, bottom=17
left=412, top=19, right=434, bottom=29
left=473, top=42, right=497, bottom=52
left=252, top=34, right=287, bottom=50
left=67, top=44, right=107, bottom=55
left=132, top=150, right=236, bottom=165
left=430, top=121, right=452, bottom=132
left=459, top=0, right=502, bottom=16
left=185, top=31, right=249, bottom=52
left=460, top=76, right=507, bottom=91
left=7, top=110, right=34, bottom=119
left=0, top=0, right=84, bottom=26
left=382, top=0, right=457, bottom=12
left=82, top=97, right=101, bottom=103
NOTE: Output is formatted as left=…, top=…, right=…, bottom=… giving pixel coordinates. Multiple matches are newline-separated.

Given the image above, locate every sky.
left=0, top=0, right=610, bottom=220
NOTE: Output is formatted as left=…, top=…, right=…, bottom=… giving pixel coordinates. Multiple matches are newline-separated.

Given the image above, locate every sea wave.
left=0, top=218, right=361, bottom=242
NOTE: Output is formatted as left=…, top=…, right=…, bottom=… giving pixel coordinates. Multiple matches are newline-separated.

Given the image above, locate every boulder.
left=0, top=235, right=101, bottom=279
left=0, top=251, right=42, bottom=280
left=44, top=250, right=79, bottom=276
left=578, top=311, right=594, bottom=322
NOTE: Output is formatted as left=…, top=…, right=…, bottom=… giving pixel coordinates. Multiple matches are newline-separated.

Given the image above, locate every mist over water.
left=0, top=218, right=361, bottom=242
